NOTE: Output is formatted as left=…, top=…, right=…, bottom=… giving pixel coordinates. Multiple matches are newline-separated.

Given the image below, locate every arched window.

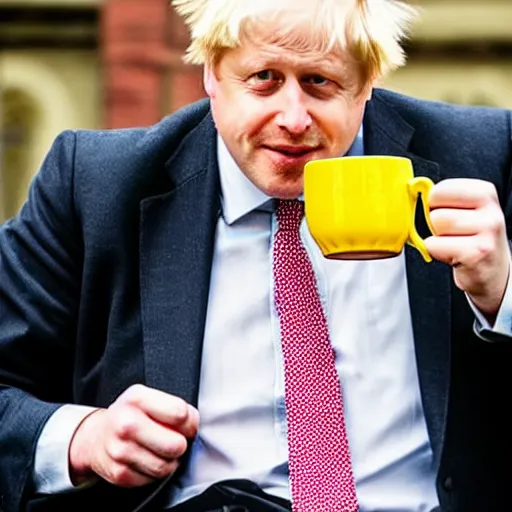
left=1, top=88, right=39, bottom=222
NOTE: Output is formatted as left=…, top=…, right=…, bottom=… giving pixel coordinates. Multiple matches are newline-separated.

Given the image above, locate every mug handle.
left=407, top=177, right=435, bottom=262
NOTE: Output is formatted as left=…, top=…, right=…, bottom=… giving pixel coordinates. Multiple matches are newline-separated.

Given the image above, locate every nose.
left=275, top=82, right=312, bottom=135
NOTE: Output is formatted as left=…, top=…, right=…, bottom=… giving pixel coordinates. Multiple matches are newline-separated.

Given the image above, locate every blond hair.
left=172, top=0, right=419, bottom=82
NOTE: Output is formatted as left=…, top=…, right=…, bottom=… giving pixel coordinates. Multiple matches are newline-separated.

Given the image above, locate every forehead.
left=247, top=46, right=339, bottom=71
left=220, top=37, right=356, bottom=81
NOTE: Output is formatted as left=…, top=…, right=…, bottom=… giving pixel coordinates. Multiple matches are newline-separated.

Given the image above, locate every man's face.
left=205, top=36, right=372, bottom=199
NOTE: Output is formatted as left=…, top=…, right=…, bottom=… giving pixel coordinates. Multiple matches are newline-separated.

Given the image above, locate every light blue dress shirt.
left=34, top=126, right=512, bottom=512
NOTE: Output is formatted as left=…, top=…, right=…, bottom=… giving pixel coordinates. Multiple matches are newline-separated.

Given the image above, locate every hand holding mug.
left=303, top=156, right=510, bottom=319
left=425, top=178, right=511, bottom=318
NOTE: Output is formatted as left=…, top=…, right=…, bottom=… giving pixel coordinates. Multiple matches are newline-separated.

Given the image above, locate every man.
left=0, top=0, right=511, bottom=511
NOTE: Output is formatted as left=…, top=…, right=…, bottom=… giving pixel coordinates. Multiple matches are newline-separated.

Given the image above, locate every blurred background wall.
left=0, top=0, right=511, bottom=222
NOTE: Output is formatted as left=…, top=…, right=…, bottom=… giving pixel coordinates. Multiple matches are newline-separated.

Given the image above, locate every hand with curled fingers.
left=424, top=178, right=511, bottom=320
left=69, top=384, right=199, bottom=487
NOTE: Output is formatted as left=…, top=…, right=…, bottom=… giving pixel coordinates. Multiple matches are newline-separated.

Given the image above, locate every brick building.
left=1, top=0, right=512, bottom=220
left=102, top=0, right=206, bottom=128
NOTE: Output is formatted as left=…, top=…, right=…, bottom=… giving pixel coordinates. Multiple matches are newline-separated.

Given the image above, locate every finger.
left=102, top=461, right=155, bottom=488
left=430, top=208, right=483, bottom=236
left=424, top=234, right=495, bottom=267
left=129, top=452, right=180, bottom=481
left=148, top=403, right=199, bottom=438
left=133, top=421, right=189, bottom=460
left=105, top=440, right=180, bottom=483
left=112, top=397, right=198, bottom=448
left=429, top=179, right=498, bottom=210
left=120, top=385, right=199, bottom=436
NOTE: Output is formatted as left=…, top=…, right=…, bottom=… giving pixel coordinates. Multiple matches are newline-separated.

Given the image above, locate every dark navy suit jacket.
left=1, top=89, right=512, bottom=512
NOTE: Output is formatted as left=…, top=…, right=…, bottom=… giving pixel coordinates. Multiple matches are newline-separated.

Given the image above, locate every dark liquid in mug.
left=326, top=250, right=400, bottom=261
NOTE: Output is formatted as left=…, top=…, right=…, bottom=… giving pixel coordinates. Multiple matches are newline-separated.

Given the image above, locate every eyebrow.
left=237, top=54, right=344, bottom=75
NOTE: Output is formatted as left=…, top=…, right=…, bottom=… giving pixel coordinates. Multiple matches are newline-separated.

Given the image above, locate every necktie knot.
left=276, top=200, right=304, bottom=233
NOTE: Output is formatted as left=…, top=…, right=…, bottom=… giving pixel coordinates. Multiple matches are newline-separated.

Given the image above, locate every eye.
left=302, top=74, right=341, bottom=98
left=304, top=75, right=329, bottom=86
left=253, top=70, right=277, bottom=82
left=247, top=69, right=281, bottom=93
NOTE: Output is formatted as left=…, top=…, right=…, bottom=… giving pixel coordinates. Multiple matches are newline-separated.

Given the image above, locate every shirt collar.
left=218, top=123, right=365, bottom=225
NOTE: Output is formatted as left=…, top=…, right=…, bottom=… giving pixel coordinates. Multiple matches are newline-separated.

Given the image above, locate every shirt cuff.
left=468, top=278, right=512, bottom=342
left=33, top=404, right=99, bottom=494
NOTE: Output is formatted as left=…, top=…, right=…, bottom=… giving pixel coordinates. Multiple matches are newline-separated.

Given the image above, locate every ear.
left=203, top=65, right=216, bottom=98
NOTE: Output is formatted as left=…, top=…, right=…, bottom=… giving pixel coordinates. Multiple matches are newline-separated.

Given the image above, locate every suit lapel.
left=364, top=92, right=452, bottom=466
left=139, top=112, right=220, bottom=407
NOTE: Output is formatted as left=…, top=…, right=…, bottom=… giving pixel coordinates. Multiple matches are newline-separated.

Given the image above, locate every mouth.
left=263, top=145, right=319, bottom=158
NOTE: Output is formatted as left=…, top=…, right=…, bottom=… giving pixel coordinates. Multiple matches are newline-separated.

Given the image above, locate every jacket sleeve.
left=0, top=130, right=83, bottom=512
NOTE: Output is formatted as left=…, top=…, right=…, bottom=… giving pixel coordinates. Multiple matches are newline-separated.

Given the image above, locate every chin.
left=246, top=157, right=304, bottom=199
left=261, top=182, right=303, bottom=200
left=274, top=189, right=303, bottom=200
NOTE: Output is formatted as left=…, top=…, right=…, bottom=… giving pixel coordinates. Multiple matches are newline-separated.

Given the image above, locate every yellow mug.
left=303, top=156, right=435, bottom=262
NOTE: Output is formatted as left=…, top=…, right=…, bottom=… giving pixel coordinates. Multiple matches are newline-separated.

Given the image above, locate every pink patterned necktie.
left=273, top=199, right=359, bottom=512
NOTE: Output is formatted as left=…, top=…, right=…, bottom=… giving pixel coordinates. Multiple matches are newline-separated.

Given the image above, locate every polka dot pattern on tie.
left=273, top=199, right=358, bottom=512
